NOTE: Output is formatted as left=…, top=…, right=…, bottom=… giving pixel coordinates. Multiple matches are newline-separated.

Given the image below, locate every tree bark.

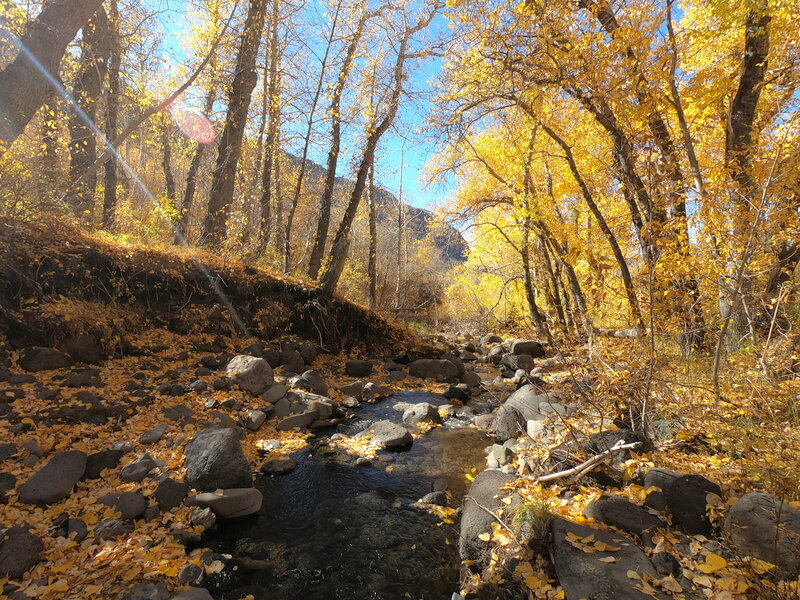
left=259, top=0, right=281, bottom=250
left=367, top=164, right=378, bottom=309
left=102, top=0, right=121, bottom=229
left=0, top=0, right=105, bottom=153
left=203, top=0, right=267, bottom=245
left=307, top=5, right=371, bottom=280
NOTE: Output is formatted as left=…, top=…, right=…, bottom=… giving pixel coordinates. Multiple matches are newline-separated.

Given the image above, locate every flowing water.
left=205, top=391, right=492, bottom=600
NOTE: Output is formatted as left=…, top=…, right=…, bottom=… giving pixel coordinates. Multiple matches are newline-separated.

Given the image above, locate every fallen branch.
left=529, top=440, right=641, bottom=483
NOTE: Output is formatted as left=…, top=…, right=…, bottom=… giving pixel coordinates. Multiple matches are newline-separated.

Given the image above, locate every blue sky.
left=158, top=0, right=454, bottom=210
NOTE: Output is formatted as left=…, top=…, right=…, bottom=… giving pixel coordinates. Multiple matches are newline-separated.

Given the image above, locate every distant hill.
left=284, top=152, right=468, bottom=263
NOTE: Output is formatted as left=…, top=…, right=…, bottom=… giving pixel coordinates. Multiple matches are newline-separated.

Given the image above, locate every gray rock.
left=97, top=492, right=147, bottom=520
left=526, top=420, right=548, bottom=441
left=0, top=443, right=17, bottom=462
left=402, top=402, right=443, bottom=426
left=345, top=360, right=373, bottom=377
left=339, top=380, right=365, bottom=398
left=276, top=408, right=319, bottom=430
left=459, top=470, right=513, bottom=567
left=362, top=382, right=392, bottom=401
left=55, top=518, right=87, bottom=542
left=155, top=477, right=190, bottom=511
left=262, top=384, right=289, bottom=404
left=245, top=410, right=267, bottom=431
left=408, top=359, right=459, bottom=382
left=479, top=333, right=503, bottom=345
left=22, top=440, right=43, bottom=457
left=290, top=370, right=328, bottom=396
left=441, top=353, right=466, bottom=377
left=341, top=396, right=359, bottom=408
left=358, top=420, right=413, bottom=449
left=551, top=518, right=669, bottom=599
left=120, top=453, right=162, bottom=482
left=226, top=355, right=274, bottom=395
left=273, top=397, right=291, bottom=418
left=94, top=518, right=134, bottom=541
left=726, top=492, right=800, bottom=578
left=184, top=428, right=252, bottom=492
left=18, top=450, right=86, bottom=504
left=177, top=564, right=204, bottom=586
left=490, top=443, right=514, bottom=466
left=584, top=494, right=665, bottom=538
left=421, top=491, right=447, bottom=506
left=460, top=371, right=482, bottom=387
left=260, top=459, right=297, bottom=476
left=83, top=449, right=125, bottom=479
left=643, top=468, right=682, bottom=511
left=139, top=424, right=168, bottom=445
left=18, top=347, right=71, bottom=372
left=473, top=413, right=495, bottom=431
left=493, top=405, right=526, bottom=442
left=509, top=339, right=545, bottom=358
left=190, top=506, right=217, bottom=529
left=0, top=472, right=16, bottom=503
left=279, top=348, right=305, bottom=374
left=185, top=487, right=263, bottom=519
left=123, top=582, right=169, bottom=600
left=0, top=526, right=43, bottom=578
left=666, top=474, right=721, bottom=535
left=500, top=353, right=535, bottom=373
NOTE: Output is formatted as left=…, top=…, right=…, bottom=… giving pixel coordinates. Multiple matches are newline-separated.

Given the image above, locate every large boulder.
left=551, top=519, right=670, bottom=599
left=18, top=347, right=72, bottom=372
left=665, top=474, right=721, bottom=535
left=441, top=353, right=466, bottom=377
left=500, top=353, right=535, bottom=373
left=726, top=492, right=800, bottom=579
left=358, top=420, right=413, bottom=449
left=459, top=470, right=513, bottom=568
left=345, top=360, right=373, bottom=377
left=493, top=405, right=526, bottom=442
left=184, top=428, right=253, bottom=492
left=408, top=359, right=459, bottom=382
left=226, top=355, right=273, bottom=395
left=584, top=494, right=665, bottom=538
left=643, top=468, right=682, bottom=511
left=0, top=526, right=43, bottom=578
left=290, top=370, right=328, bottom=396
left=17, top=450, right=86, bottom=504
left=509, top=339, right=545, bottom=358
left=185, top=488, right=262, bottom=519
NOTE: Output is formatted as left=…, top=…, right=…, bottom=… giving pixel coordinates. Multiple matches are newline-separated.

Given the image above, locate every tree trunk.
left=0, top=0, right=105, bottom=153
left=161, top=125, right=177, bottom=208
left=102, top=0, right=121, bottom=229
left=367, top=164, right=378, bottom=309
left=66, top=7, right=111, bottom=216
left=259, top=0, right=281, bottom=250
left=202, top=0, right=267, bottom=245
left=307, top=5, right=371, bottom=280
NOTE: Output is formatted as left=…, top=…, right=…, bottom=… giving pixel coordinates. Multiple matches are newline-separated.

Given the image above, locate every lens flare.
left=171, top=106, right=215, bottom=144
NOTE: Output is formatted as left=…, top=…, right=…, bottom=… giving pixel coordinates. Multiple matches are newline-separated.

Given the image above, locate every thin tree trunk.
left=259, top=0, right=281, bottom=250
left=39, top=100, right=60, bottom=196
left=102, top=0, right=121, bottom=229
left=161, top=125, right=177, bottom=207
left=284, top=0, right=341, bottom=274
left=0, top=0, right=104, bottom=153
left=203, top=0, right=267, bottom=245
left=367, top=164, right=378, bottom=309
left=307, top=4, right=372, bottom=280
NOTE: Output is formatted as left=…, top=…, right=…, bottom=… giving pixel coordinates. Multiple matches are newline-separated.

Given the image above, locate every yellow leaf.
left=594, top=541, right=620, bottom=552
left=750, top=558, right=776, bottom=574
left=478, top=532, right=491, bottom=542
left=598, top=556, right=617, bottom=563
left=698, top=553, right=727, bottom=573
left=658, top=575, right=683, bottom=593
left=627, top=570, right=641, bottom=579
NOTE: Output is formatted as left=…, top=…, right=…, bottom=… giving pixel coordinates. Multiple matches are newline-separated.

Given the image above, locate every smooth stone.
left=18, top=451, right=87, bottom=505
left=97, top=492, right=147, bottom=520
left=185, top=488, right=263, bottom=519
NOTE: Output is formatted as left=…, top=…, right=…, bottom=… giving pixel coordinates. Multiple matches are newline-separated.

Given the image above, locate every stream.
left=204, top=391, right=492, bottom=600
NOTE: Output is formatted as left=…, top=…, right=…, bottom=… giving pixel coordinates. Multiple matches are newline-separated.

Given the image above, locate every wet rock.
left=408, top=359, right=459, bottom=382
left=155, top=478, right=190, bottom=511
left=226, top=355, right=274, bottom=395
left=54, top=517, right=88, bottom=542
left=509, top=339, right=545, bottom=358
left=260, top=459, right=298, bottom=476
left=643, top=468, right=682, bottom=511
left=345, top=360, right=373, bottom=377
left=358, top=420, right=412, bottom=449
left=18, top=347, right=71, bottom=372
left=0, top=526, right=43, bottom=578
left=421, top=491, right=448, bottom=506
left=460, top=470, right=513, bottom=568
left=185, top=488, right=263, bottom=519
left=184, top=427, right=253, bottom=492
left=726, top=491, right=800, bottom=578
left=665, top=474, right=721, bottom=535
left=123, top=582, right=169, bottom=600
left=94, top=518, right=134, bottom=541
left=402, top=402, right=442, bottom=426
left=276, top=408, right=319, bottom=431
left=120, top=453, right=162, bottom=483
left=551, top=518, right=669, bottom=599
left=290, top=370, right=328, bottom=396
left=140, top=424, right=168, bottom=445
left=190, top=507, right=217, bottom=529
left=177, top=564, right=205, bottom=586
left=18, top=450, right=86, bottom=504
left=97, top=492, right=147, bottom=520
left=584, top=494, right=665, bottom=538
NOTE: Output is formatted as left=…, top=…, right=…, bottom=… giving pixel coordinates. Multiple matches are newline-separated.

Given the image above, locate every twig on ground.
left=528, top=439, right=640, bottom=483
